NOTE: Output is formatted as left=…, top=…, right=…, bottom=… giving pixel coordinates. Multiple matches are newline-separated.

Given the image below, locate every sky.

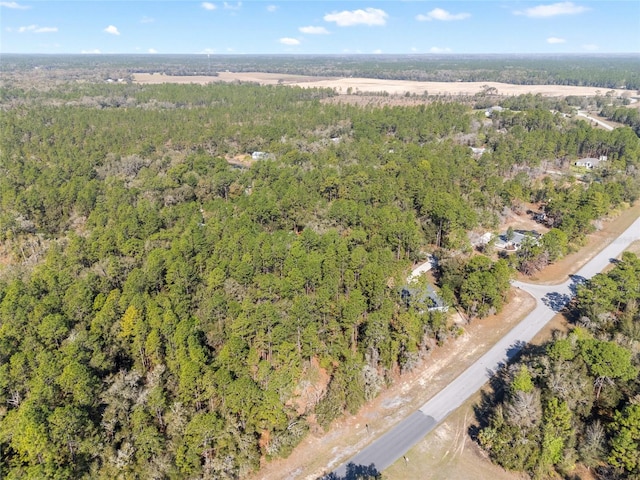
left=1, top=1, right=639, bottom=55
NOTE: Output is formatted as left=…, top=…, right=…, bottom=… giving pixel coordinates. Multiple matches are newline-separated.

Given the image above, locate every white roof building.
left=575, top=155, right=607, bottom=169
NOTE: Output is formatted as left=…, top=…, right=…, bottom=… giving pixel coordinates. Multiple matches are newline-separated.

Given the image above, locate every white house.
left=251, top=151, right=272, bottom=160
left=468, top=231, right=494, bottom=248
left=485, top=106, right=504, bottom=117
left=575, top=155, right=607, bottom=169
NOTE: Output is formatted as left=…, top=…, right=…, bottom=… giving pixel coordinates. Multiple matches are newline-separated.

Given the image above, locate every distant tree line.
left=3, top=53, right=639, bottom=90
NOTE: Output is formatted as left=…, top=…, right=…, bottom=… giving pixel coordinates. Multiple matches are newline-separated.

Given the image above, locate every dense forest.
left=2, top=53, right=640, bottom=90
left=478, top=252, right=640, bottom=479
left=0, top=75, right=639, bottom=479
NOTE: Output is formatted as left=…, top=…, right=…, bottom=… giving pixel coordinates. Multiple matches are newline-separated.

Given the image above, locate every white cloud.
left=0, top=1, right=31, bottom=9
left=514, top=2, right=589, bottom=18
left=223, top=2, right=241, bottom=10
left=201, top=2, right=216, bottom=10
left=266, top=5, right=277, bottom=12
left=279, top=37, right=300, bottom=45
left=299, top=25, right=329, bottom=34
left=81, top=49, right=101, bottom=54
left=417, top=8, right=470, bottom=21
left=141, top=16, right=154, bottom=23
left=582, top=43, right=599, bottom=51
left=372, top=49, right=383, bottom=54
left=104, top=25, right=120, bottom=35
left=148, top=48, right=158, bottom=53
left=547, top=36, right=566, bottom=44
left=429, top=46, right=452, bottom=53
left=201, top=48, right=216, bottom=53
left=324, top=8, right=388, bottom=27
left=17, top=24, right=58, bottom=33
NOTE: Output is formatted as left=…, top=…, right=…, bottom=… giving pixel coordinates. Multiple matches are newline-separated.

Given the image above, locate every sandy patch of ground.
left=502, top=203, right=549, bottom=235
left=0, top=244, right=13, bottom=269
left=624, top=240, right=640, bottom=257
left=134, top=72, right=631, bottom=98
left=384, top=392, right=530, bottom=480
left=225, top=153, right=254, bottom=169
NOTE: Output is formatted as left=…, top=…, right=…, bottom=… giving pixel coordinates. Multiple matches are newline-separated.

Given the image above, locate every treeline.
left=3, top=53, right=640, bottom=90
left=601, top=104, right=640, bottom=136
left=477, top=252, right=640, bottom=479
left=0, top=82, right=639, bottom=478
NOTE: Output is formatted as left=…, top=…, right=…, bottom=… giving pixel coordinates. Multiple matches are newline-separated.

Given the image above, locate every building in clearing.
left=485, top=106, right=504, bottom=117
left=400, top=283, right=449, bottom=313
left=251, top=151, right=273, bottom=160
left=574, top=155, right=607, bottom=169
left=494, top=230, right=540, bottom=251
left=470, top=147, right=487, bottom=157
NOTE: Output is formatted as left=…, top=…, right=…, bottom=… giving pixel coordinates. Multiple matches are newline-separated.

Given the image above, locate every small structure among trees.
left=251, top=151, right=273, bottom=160
left=574, top=155, right=607, bottom=169
left=494, top=228, right=540, bottom=251
left=400, top=283, right=449, bottom=312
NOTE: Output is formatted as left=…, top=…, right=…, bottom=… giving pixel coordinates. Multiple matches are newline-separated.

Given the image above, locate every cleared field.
left=134, top=71, right=631, bottom=98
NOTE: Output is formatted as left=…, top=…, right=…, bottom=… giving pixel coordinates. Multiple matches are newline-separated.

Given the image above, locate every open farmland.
left=134, top=71, right=633, bottom=98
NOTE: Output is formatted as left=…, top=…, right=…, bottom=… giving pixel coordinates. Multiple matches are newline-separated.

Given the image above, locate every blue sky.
left=1, top=1, right=639, bottom=54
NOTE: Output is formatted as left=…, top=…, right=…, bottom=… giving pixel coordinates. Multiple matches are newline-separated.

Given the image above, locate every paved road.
left=327, top=214, right=640, bottom=479
left=577, top=111, right=614, bottom=131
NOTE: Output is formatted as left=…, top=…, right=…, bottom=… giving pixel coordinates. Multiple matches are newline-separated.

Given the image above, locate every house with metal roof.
left=574, top=155, right=607, bottom=169
left=494, top=230, right=540, bottom=251
left=400, top=283, right=449, bottom=313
